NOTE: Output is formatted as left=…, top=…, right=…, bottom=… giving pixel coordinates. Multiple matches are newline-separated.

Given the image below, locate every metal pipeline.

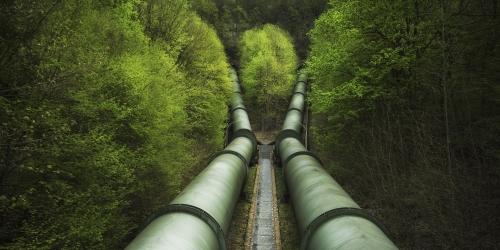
left=275, top=71, right=398, bottom=250
left=126, top=68, right=256, bottom=250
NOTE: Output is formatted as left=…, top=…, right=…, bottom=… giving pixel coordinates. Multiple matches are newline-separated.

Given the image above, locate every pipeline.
left=126, top=68, right=256, bottom=250
left=275, top=71, right=398, bottom=250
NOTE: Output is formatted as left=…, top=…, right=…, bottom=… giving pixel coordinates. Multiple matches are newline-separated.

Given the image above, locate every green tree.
left=0, top=0, right=232, bottom=248
left=190, top=0, right=328, bottom=60
left=178, top=14, right=232, bottom=148
left=239, top=24, right=297, bottom=130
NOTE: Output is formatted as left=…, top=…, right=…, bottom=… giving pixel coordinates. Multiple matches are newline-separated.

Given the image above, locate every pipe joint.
left=233, top=129, right=257, bottom=152
left=231, top=106, right=247, bottom=112
left=274, top=129, right=302, bottom=152
left=287, top=107, right=303, bottom=113
left=145, top=204, right=227, bottom=250
left=300, top=207, right=392, bottom=250
left=207, top=149, right=249, bottom=178
left=283, top=150, right=323, bottom=166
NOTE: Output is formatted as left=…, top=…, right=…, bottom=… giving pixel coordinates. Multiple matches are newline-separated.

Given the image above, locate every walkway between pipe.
left=247, top=144, right=280, bottom=250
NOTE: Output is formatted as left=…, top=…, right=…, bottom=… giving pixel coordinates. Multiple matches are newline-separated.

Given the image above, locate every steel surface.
left=126, top=68, right=255, bottom=250
left=276, top=72, right=398, bottom=250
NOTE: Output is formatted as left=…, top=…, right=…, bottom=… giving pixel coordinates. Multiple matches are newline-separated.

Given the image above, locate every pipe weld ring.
left=231, top=106, right=247, bottom=112
left=287, top=107, right=303, bottom=113
left=233, top=129, right=257, bottom=152
left=149, top=204, right=227, bottom=250
left=283, top=150, right=323, bottom=165
left=208, top=149, right=249, bottom=172
left=274, top=129, right=302, bottom=153
left=300, top=207, right=392, bottom=250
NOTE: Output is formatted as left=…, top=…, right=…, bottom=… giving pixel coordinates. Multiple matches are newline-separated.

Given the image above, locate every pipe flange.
left=231, top=106, right=247, bottom=112
left=144, top=204, right=227, bottom=250
left=274, top=129, right=302, bottom=153
left=287, top=107, right=303, bottom=113
left=233, top=129, right=257, bottom=152
left=208, top=150, right=248, bottom=177
left=283, top=150, right=323, bottom=166
left=209, top=149, right=249, bottom=165
left=300, top=207, right=392, bottom=250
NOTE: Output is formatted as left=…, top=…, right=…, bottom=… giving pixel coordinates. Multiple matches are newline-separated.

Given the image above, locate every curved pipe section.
left=276, top=71, right=398, bottom=250
left=126, top=68, right=256, bottom=250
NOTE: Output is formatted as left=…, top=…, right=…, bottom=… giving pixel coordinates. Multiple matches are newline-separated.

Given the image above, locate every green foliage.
left=0, top=0, right=231, bottom=248
left=307, top=0, right=500, bottom=248
left=139, top=0, right=191, bottom=56
left=190, top=0, right=328, bottom=59
left=178, top=14, right=232, bottom=147
left=239, top=24, right=297, bottom=130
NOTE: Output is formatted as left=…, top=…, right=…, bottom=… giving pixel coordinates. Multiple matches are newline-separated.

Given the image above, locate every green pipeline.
left=276, top=71, right=398, bottom=250
left=126, top=68, right=256, bottom=250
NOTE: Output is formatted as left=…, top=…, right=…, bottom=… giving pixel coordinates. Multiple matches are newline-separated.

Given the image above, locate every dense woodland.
left=1, top=0, right=499, bottom=249
left=0, top=0, right=232, bottom=248
left=307, top=1, right=500, bottom=249
left=191, top=0, right=327, bottom=59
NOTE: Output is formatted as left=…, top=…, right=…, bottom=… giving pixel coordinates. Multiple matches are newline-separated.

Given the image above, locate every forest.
left=1, top=0, right=499, bottom=249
